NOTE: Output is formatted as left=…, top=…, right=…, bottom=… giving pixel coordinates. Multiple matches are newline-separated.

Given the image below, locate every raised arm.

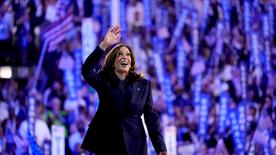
left=99, top=25, right=121, bottom=50
left=81, top=26, right=121, bottom=89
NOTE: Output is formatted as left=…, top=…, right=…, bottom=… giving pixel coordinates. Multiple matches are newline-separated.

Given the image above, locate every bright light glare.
left=0, top=66, right=12, bottom=79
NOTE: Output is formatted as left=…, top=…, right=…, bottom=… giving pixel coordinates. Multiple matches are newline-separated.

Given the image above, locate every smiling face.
left=103, top=44, right=138, bottom=78
left=114, top=46, right=132, bottom=74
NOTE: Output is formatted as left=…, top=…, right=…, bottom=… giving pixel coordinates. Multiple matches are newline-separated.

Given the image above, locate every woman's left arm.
left=81, top=25, right=121, bottom=90
left=143, top=81, right=167, bottom=154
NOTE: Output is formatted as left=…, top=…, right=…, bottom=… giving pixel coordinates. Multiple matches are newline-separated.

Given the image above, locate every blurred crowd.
left=1, top=0, right=276, bottom=154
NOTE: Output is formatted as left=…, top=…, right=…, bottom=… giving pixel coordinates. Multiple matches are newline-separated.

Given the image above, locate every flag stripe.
left=48, top=35, right=65, bottom=52
left=43, top=15, right=73, bottom=40
left=41, top=12, right=73, bottom=33
left=47, top=23, right=73, bottom=52
left=41, top=11, right=74, bottom=52
left=48, top=23, right=73, bottom=42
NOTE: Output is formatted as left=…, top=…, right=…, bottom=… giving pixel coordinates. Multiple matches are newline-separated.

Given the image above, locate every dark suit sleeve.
left=82, top=46, right=105, bottom=90
left=143, top=81, right=167, bottom=153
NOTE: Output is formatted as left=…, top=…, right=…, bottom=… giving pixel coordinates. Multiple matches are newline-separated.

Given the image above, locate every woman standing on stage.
left=81, top=25, right=167, bottom=155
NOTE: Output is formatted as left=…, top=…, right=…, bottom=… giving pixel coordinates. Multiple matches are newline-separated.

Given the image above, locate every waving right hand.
left=99, top=25, right=121, bottom=50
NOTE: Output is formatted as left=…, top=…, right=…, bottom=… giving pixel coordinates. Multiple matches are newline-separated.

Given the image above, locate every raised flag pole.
left=32, top=39, right=49, bottom=89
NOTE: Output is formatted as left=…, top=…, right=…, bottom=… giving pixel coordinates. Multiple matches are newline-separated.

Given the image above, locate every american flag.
left=41, top=8, right=74, bottom=52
